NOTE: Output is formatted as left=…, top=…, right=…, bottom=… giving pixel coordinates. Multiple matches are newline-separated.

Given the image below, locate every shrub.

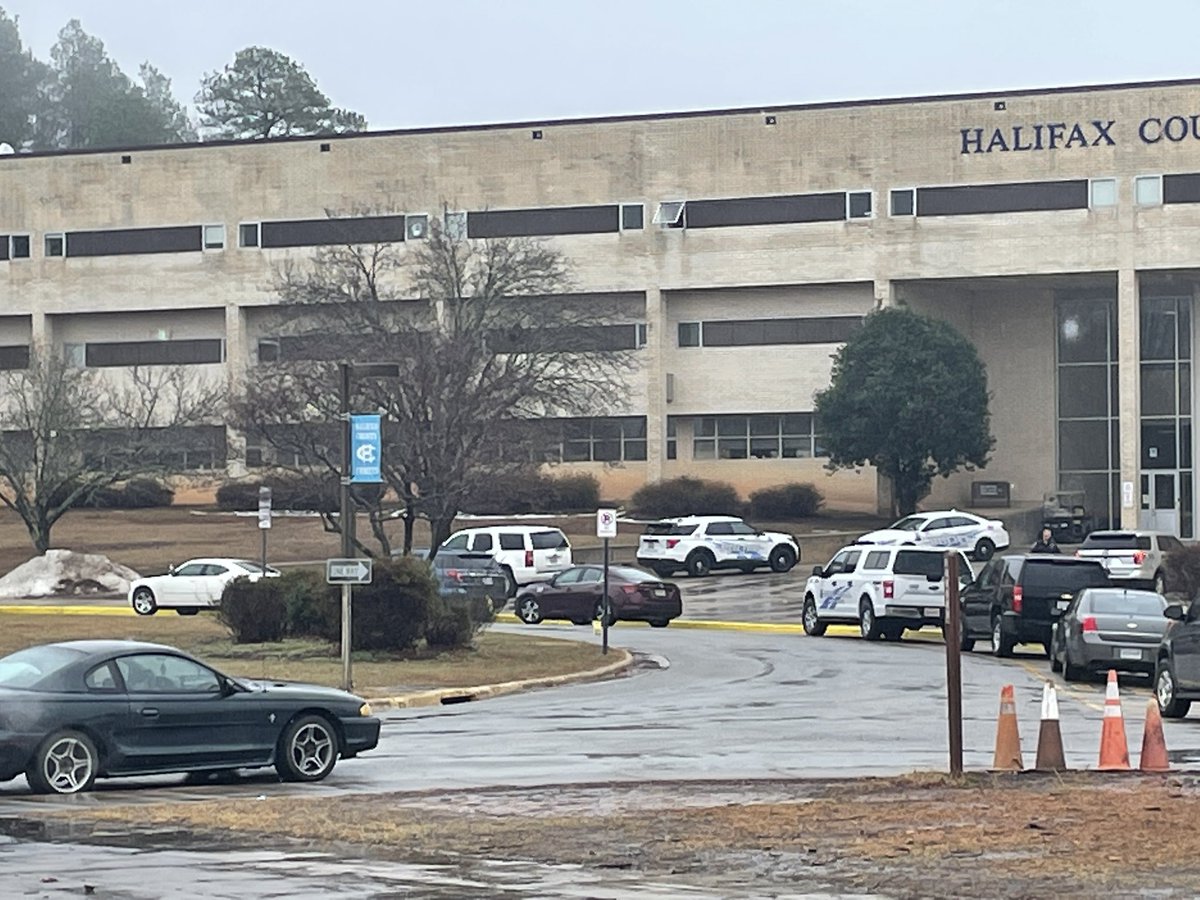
left=278, top=569, right=336, bottom=638
left=218, top=577, right=288, bottom=643
left=424, top=601, right=476, bottom=649
left=215, top=480, right=263, bottom=511
left=217, top=475, right=383, bottom=513
left=463, top=471, right=600, bottom=515
left=1165, top=544, right=1200, bottom=601
left=550, top=473, right=601, bottom=512
left=91, top=478, right=175, bottom=509
left=323, top=556, right=439, bottom=652
left=629, top=477, right=740, bottom=518
left=748, top=483, right=824, bottom=520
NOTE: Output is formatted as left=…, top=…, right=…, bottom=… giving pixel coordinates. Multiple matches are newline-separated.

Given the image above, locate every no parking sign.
left=596, top=508, right=618, bottom=539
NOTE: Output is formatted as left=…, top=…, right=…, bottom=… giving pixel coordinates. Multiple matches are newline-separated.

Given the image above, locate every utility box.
left=971, top=480, right=1011, bottom=508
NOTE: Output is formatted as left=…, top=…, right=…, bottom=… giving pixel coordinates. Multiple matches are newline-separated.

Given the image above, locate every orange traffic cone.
left=992, top=684, right=1024, bottom=771
left=1139, top=698, right=1171, bottom=773
left=1034, top=682, right=1067, bottom=772
left=1097, top=669, right=1131, bottom=771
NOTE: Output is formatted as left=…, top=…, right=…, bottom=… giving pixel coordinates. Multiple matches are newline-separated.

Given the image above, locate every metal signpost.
left=257, top=485, right=271, bottom=572
left=945, top=552, right=964, bottom=775
left=596, top=508, right=618, bottom=655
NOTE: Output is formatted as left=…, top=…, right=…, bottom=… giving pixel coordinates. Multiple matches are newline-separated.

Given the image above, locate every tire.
left=973, top=538, right=996, bottom=562
left=652, top=565, right=675, bottom=578
left=1156, top=661, right=1192, bottom=718
left=176, top=607, right=199, bottom=616
left=593, top=600, right=615, bottom=627
left=943, top=619, right=974, bottom=652
left=801, top=595, right=827, bottom=636
left=1050, top=645, right=1063, bottom=673
left=501, top=567, right=517, bottom=600
left=275, top=714, right=339, bottom=783
left=1062, top=647, right=1084, bottom=682
left=859, top=598, right=882, bottom=641
left=1153, top=570, right=1167, bottom=596
left=516, top=595, right=543, bottom=625
left=649, top=620, right=670, bottom=628
left=131, top=587, right=157, bottom=616
left=686, top=550, right=714, bottom=578
left=26, top=729, right=99, bottom=795
left=991, top=615, right=1014, bottom=658
left=883, top=625, right=905, bottom=641
left=769, top=546, right=797, bottom=574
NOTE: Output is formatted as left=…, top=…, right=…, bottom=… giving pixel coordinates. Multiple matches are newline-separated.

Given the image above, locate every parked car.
left=438, top=526, right=572, bottom=597
left=431, top=549, right=510, bottom=611
left=1050, top=587, right=1168, bottom=681
left=1155, top=602, right=1200, bottom=718
left=801, top=545, right=973, bottom=641
left=0, top=640, right=380, bottom=795
left=635, top=515, right=799, bottom=577
left=1074, top=530, right=1185, bottom=594
left=514, top=565, right=682, bottom=628
left=856, top=509, right=1010, bottom=561
left=129, top=558, right=281, bottom=616
left=959, top=554, right=1111, bottom=657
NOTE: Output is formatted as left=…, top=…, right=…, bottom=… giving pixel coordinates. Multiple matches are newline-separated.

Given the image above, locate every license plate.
left=1120, top=648, right=1143, bottom=661
left=482, top=577, right=493, bottom=585
left=924, top=607, right=941, bottom=617
left=1056, top=600, right=1070, bottom=611
left=654, top=589, right=667, bottom=597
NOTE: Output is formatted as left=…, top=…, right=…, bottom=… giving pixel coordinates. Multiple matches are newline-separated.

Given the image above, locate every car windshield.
left=1081, top=534, right=1152, bottom=550
left=890, top=516, right=927, bottom=532
left=1087, top=592, right=1166, bottom=615
left=612, top=566, right=657, bottom=582
left=1022, top=561, right=1109, bottom=593
left=0, top=646, right=83, bottom=689
left=893, top=551, right=945, bottom=579
left=531, top=531, right=568, bottom=550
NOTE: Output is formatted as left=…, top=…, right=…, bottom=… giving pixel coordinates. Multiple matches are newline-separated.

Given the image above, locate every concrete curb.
left=364, top=647, right=635, bottom=709
left=0, top=604, right=134, bottom=616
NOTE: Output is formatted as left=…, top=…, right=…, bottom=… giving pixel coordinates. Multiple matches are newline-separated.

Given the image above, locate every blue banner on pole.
left=350, top=414, right=383, bottom=483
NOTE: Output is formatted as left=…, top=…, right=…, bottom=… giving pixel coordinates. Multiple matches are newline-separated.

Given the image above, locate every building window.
left=238, top=223, right=260, bottom=248
left=847, top=191, right=872, bottom=219
left=1135, top=175, right=1163, bottom=206
left=666, top=417, right=677, bottom=460
left=544, top=416, right=647, bottom=463
left=678, top=322, right=701, bottom=347
left=245, top=446, right=265, bottom=468
left=1089, top=178, right=1118, bottom=208
left=621, top=203, right=644, bottom=230
left=45, top=233, right=65, bottom=257
left=916, top=180, right=1088, bottom=216
left=203, top=224, right=225, bottom=250
left=405, top=214, right=429, bottom=240
left=257, top=339, right=281, bottom=363
left=3, top=234, right=31, bottom=259
left=84, top=338, right=224, bottom=367
left=692, top=413, right=823, bottom=460
left=62, top=343, right=85, bottom=367
left=652, top=201, right=686, bottom=228
left=444, top=211, right=468, bottom=240
left=890, top=189, right=915, bottom=216
left=0, top=345, right=30, bottom=370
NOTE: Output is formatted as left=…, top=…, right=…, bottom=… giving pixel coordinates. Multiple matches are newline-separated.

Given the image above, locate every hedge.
left=462, top=471, right=600, bottom=515
left=748, top=483, right=824, bottom=520
left=217, top=475, right=384, bottom=513
left=629, top=477, right=741, bottom=518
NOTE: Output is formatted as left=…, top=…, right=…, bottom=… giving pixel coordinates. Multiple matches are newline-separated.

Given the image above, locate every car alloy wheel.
left=276, top=715, right=338, bottom=782
left=517, top=596, right=543, bottom=624
left=991, top=616, right=1012, bottom=658
left=1153, top=571, right=1167, bottom=595
left=859, top=600, right=881, bottom=641
left=802, top=596, right=827, bottom=637
left=28, top=730, right=98, bottom=795
left=1156, top=663, right=1192, bottom=718
left=974, top=538, right=995, bottom=562
left=131, top=587, right=157, bottom=616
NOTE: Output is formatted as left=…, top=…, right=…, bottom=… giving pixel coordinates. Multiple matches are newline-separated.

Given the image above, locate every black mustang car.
left=0, top=640, right=381, bottom=795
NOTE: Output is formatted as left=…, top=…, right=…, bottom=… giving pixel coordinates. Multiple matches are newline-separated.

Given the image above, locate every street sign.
left=350, top=414, right=383, bottom=483
left=326, top=558, right=373, bottom=585
left=258, top=485, right=272, bottom=530
left=596, top=508, right=618, bottom=539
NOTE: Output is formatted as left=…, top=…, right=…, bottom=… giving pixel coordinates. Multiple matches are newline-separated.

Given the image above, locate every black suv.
left=1154, top=603, right=1200, bottom=719
left=959, top=554, right=1110, bottom=656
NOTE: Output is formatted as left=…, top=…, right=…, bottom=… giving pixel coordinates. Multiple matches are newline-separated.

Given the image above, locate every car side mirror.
left=168, top=564, right=177, bottom=575
left=812, top=566, right=824, bottom=577
left=1165, top=604, right=1185, bottom=621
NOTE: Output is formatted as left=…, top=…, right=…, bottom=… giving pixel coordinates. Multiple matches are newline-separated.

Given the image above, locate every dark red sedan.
left=514, top=565, right=682, bottom=628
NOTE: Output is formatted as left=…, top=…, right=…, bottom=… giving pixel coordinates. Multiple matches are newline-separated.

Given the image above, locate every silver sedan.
left=1050, top=587, right=1168, bottom=681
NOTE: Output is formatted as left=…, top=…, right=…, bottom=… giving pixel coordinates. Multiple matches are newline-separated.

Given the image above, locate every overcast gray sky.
left=3, top=0, right=1198, bottom=131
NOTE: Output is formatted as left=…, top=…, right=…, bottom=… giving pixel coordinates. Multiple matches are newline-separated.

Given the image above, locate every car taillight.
left=621, top=584, right=639, bottom=595
left=446, top=568, right=462, bottom=582
left=1013, top=585, right=1023, bottom=613
left=1074, top=550, right=1082, bottom=558
left=1081, top=616, right=1098, bottom=633
left=1133, top=550, right=1147, bottom=565
left=666, top=539, right=680, bottom=549
left=883, top=580, right=894, bottom=599
left=525, top=550, right=533, bottom=567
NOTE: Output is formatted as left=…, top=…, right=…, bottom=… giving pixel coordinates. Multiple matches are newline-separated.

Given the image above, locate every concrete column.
left=874, top=278, right=894, bottom=310
left=224, top=304, right=248, bottom=477
left=1116, top=269, right=1140, bottom=529
left=644, top=287, right=666, bottom=483
left=29, top=311, right=50, bottom=350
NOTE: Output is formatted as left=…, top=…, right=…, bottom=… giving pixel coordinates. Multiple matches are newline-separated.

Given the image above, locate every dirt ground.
left=44, top=773, right=1200, bottom=897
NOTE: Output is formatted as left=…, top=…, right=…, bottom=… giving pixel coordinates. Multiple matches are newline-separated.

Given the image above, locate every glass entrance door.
left=1140, top=472, right=1180, bottom=535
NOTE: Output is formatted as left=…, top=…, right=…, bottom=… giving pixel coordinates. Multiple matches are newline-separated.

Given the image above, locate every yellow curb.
left=0, top=604, right=134, bottom=616
left=366, top=647, right=634, bottom=709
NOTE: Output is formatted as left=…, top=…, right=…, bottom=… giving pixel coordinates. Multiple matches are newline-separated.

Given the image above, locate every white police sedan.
left=129, top=558, right=281, bottom=616
left=856, top=510, right=1009, bottom=561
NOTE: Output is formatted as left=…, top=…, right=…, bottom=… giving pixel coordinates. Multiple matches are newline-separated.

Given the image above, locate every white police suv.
left=856, top=509, right=1009, bottom=561
left=801, top=544, right=974, bottom=641
left=636, top=515, right=800, bottom=578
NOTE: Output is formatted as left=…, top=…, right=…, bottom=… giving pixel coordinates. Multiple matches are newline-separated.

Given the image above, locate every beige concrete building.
left=3, top=78, right=1200, bottom=533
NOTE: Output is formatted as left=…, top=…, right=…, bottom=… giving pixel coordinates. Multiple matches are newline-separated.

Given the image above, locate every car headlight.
left=358, top=703, right=372, bottom=717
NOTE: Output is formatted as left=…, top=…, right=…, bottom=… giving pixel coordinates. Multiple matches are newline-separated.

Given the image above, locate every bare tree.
left=237, top=217, right=636, bottom=556
left=0, top=346, right=225, bottom=554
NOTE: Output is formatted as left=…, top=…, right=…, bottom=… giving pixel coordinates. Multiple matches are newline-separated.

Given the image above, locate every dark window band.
left=66, top=225, right=202, bottom=257
left=1164, top=173, right=1200, bottom=204
left=467, top=205, right=619, bottom=239
left=695, top=316, right=861, bottom=347
left=490, top=323, right=641, bottom=353
left=85, top=339, right=223, bottom=367
left=260, top=215, right=406, bottom=248
left=916, top=180, right=1088, bottom=216
left=0, top=344, right=29, bottom=369
left=686, top=193, right=846, bottom=228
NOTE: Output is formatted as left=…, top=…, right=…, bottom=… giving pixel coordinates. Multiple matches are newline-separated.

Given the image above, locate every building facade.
left=3, top=78, right=1200, bottom=532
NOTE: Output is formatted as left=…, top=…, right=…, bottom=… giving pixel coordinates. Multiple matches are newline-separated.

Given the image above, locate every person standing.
left=1030, top=527, right=1061, bottom=554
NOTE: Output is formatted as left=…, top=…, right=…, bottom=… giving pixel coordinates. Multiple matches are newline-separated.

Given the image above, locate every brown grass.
left=0, top=612, right=609, bottom=694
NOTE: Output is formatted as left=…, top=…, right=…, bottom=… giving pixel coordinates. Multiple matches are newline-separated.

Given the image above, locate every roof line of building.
left=5, top=75, right=1200, bottom=162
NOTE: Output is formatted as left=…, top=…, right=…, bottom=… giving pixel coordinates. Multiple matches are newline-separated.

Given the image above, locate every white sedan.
left=129, top=558, right=281, bottom=616
left=856, top=510, right=1010, bottom=561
